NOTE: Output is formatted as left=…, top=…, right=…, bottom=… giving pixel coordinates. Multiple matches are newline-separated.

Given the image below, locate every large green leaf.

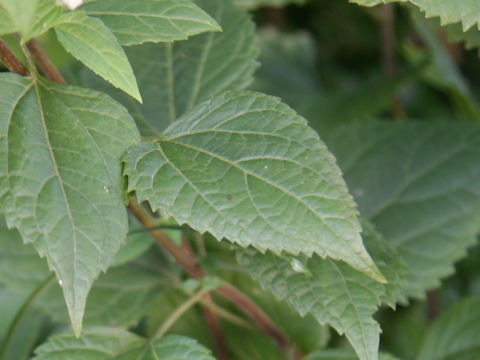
left=33, top=330, right=214, bottom=360
left=124, top=90, right=384, bottom=282
left=81, top=0, right=221, bottom=46
left=237, top=221, right=406, bottom=360
left=77, top=0, right=258, bottom=134
left=325, top=122, right=480, bottom=299
left=351, top=0, right=480, bottom=31
left=0, top=73, right=140, bottom=335
left=418, top=299, right=480, bottom=360
left=54, top=11, right=142, bottom=102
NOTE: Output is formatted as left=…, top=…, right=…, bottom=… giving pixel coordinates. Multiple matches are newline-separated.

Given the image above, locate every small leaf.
left=34, top=330, right=215, bottom=360
left=0, top=73, right=140, bottom=335
left=351, top=0, right=480, bottom=31
left=237, top=220, right=406, bottom=360
left=33, top=328, right=145, bottom=359
left=76, top=0, right=258, bottom=134
left=54, top=11, right=142, bottom=102
left=418, top=299, right=480, bottom=360
left=81, top=0, right=221, bottom=46
left=124, top=90, right=384, bottom=282
left=325, top=122, right=480, bottom=299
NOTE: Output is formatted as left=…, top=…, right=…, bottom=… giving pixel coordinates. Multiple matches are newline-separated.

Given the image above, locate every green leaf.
left=325, top=122, right=480, bottom=299
left=77, top=0, right=258, bottom=134
left=0, top=73, right=140, bottom=335
left=116, top=335, right=216, bottom=360
left=0, top=216, right=173, bottom=329
left=33, top=327, right=145, bottom=360
left=0, top=0, right=62, bottom=42
left=418, top=299, right=480, bottom=360
left=306, top=349, right=399, bottom=360
left=81, top=0, right=221, bottom=46
left=34, top=330, right=215, bottom=360
left=54, top=11, right=142, bottom=102
left=235, top=0, right=308, bottom=9
left=351, top=0, right=480, bottom=31
left=237, top=220, right=405, bottom=360
left=124, top=90, right=385, bottom=283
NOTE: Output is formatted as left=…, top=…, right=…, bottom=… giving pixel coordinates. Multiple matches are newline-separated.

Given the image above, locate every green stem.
left=0, top=275, right=55, bottom=359
left=154, top=290, right=207, bottom=340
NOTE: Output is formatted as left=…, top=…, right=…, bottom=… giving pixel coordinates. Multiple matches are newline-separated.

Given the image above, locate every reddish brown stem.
left=127, top=198, right=300, bottom=357
left=203, top=293, right=230, bottom=360
left=0, top=38, right=28, bottom=76
left=26, top=39, right=66, bottom=84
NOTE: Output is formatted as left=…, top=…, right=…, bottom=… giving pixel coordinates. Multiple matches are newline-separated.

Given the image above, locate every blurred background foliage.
left=1, top=1, right=480, bottom=359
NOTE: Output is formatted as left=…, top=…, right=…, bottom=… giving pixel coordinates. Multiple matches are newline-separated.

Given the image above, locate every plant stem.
left=155, top=290, right=208, bottom=340
left=0, top=38, right=28, bottom=76
left=199, top=299, right=255, bottom=331
left=202, top=293, right=230, bottom=360
left=128, top=197, right=300, bottom=357
left=26, top=39, right=66, bottom=84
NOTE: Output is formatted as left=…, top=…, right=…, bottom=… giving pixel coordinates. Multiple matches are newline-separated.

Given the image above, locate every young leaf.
left=237, top=220, right=406, bottom=360
left=33, top=330, right=215, bottom=360
left=124, top=90, right=384, bottom=282
left=325, top=122, right=480, bottom=299
left=352, top=0, right=480, bottom=31
left=81, top=0, right=221, bottom=46
left=418, top=299, right=480, bottom=360
left=76, top=0, right=258, bottom=134
left=0, top=73, right=140, bottom=335
left=54, top=11, right=142, bottom=102
left=0, top=0, right=62, bottom=42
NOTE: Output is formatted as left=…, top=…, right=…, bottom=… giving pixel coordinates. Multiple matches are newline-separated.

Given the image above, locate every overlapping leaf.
left=237, top=221, right=406, bottom=360
left=418, top=298, right=480, bottom=360
left=0, top=73, right=140, bottom=334
left=81, top=0, right=221, bottom=46
left=124, top=90, right=384, bottom=282
left=325, top=122, right=480, bottom=299
left=352, top=0, right=480, bottom=31
left=0, top=0, right=62, bottom=41
left=55, top=11, right=142, bottom=102
left=77, top=0, right=258, bottom=134
left=0, top=216, right=171, bottom=329
left=33, top=329, right=215, bottom=360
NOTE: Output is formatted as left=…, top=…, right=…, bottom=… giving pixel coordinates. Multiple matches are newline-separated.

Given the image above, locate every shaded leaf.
left=55, top=11, right=142, bottom=102
left=235, top=0, right=308, bottom=9
left=352, top=0, right=480, bottom=31
left=124, top=90, right=384, bottom=281
left=419, top=298, right=480, bottom=360
left=325, top=122, right=480, bottom=299
left=237, top=220, right=405, bottom=360
left=34, top=330, right=214, bottom=360
left=306, top=349, right=399, bottom=360
left=77, top=0, right=258, bottom=134
left=0, top=73, right=140, bottom=334
left=81, top=0, right=221, bottom=46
